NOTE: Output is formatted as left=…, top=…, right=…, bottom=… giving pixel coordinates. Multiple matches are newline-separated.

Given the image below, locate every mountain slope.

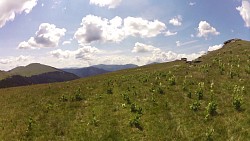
left=0, top=71, right=9, bottom=80
left=9, top=63, right=60, bottom=77
left=93, top=64, right=138, bottom=71
left=0, top=63, right=79, bottom=88
left=62, top=67, right=109, bottom=78
left=0, top=39, right=249, bottom=140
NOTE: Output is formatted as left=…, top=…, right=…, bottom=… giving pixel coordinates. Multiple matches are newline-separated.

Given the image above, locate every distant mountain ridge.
left=92, top=64, right=138, bottom=71
left=62, top=67, right=109, bottom=78
left=62, top=64, right=138, bottom=78
left=0, top=63, right=139, bottom=88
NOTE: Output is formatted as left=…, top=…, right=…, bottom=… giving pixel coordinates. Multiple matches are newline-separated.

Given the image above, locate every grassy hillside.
left=0, top=40, right=249, bottom=140
left=0, top=71, right=9, bottom=80
left=9, top=63, right=59, bottom=77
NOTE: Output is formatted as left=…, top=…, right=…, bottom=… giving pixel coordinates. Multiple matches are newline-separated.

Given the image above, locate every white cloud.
left=164, top=30, right=177, bottom=36
left=0, top=0, right=38, bottom=28
left=74, top=15, right=166, bottom=45
left=74, top=15, right=124, bottom=44
left=146, top=50, right=205, bottom=64
left=236, top=0, right=250, bottom=28
left=189, top=2, right=196, bottom=6
left=48, top=41, right=205, bottom=69
left=0, top=47, right=206, bottom=71
left=169, top=15, right=182, bottom=26
left=50, top=46, right=100, bottom=60
left=124, top=17, right=166, bottom=38
left=89, top=0, right=122, bottom=9
left=131, top=42, right=205, bottom=64
left=18, top=23, right=66, bottom=49
left=50, top=49, right=72, bottom=59
left=0, top=55, right=33, bottom=70
left=197, top=21, right=220, bottom=39
left=132, top=42, right=160, bottom=53
left=208, top=44, right=223, bottom=52
left=176, top=40, right=198, bottom=47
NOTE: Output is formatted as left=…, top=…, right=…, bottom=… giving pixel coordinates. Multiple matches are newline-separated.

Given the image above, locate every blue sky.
left=0, top=0, right=249, bottom=70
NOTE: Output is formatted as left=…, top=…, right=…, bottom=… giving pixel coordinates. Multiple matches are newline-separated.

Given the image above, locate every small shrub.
left=59, top=95, right=68, bottom=102
left=229, top=65, right=239, bottom=78
left=131, top=103, right=137, bottom=113
left=25, top=117, right=35, bottom=138
left=156, top=87, right=164, bottom=94
left=232, top=85, right=244, bottom=111
left=196, top=90, right=203, bottom=100
left=165, top=101, right=168, bottom=108
left=218, top=60, right=225, bottom=75
left=209, top=82, right=214, bottom=101
left=245, top=67, right=250, bottom=74
left=196, top=82, right=204, bottom=100
left=168, top=75, right=176, bottom=86
left=130, top=103, right=142, bottom=114
left=206, top=101, right=217, bottom=116
left=205, top=128, right=214, bottom=141
left=91, top=113, right=99, bottom=126
left=187, top=91, right=192, bottom=98
left=233, top=96, right=243, bottom=111
left=190, top=100, right=201, bottom=111
left=129, top=114, right=143, bottom=130
left=200, top=64, right=210, bottom=73
left=73, top=87, right=84, bottom=101
left=107, top=88, right=113, bottom=94
left=27, top=117, right=34, bottom=132
left=245, top=60, right=250, bottom=74
left=122, top=93, right=131, bottom=104
left=182, top=76, right=188, bottom=91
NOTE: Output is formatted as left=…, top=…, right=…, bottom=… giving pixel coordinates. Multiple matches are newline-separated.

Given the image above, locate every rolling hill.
left=8, top=63, right=60, bottom=77
left=0, top=70, right=9, bottom=80
left=0, top=63, right=79, bottom=88
left=0, top=39, right=249, bottom=140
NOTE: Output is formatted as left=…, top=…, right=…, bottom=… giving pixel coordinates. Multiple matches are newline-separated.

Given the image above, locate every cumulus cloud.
left=0, top=55, right=33, bottom=70
left=50, top=46, right=100, bottom=60
left=164, top=30, right=177, bottom=36
left=124, top=17, right=166, bottom=38
left=197, top=21, right=220, bottom=39
left=89, top=0, right=122, bottom=8
left=169, top=15, right=182, bottom=26
left=131, top=42, right=205, bottom=64
left=74, top=15, right=124, bottom=44
left=236, top=0, right=250, bottom=28
left=146, top=50, right=205, bottom=64
left=0, top=0, right=38, bottom=28
left=132, top=42, right=160, bottom=53
left=18, top=23, right=66, bottom=49
left=74, top=15, right=166, bottom=44
left=208, top=44, right=223, bottom=52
